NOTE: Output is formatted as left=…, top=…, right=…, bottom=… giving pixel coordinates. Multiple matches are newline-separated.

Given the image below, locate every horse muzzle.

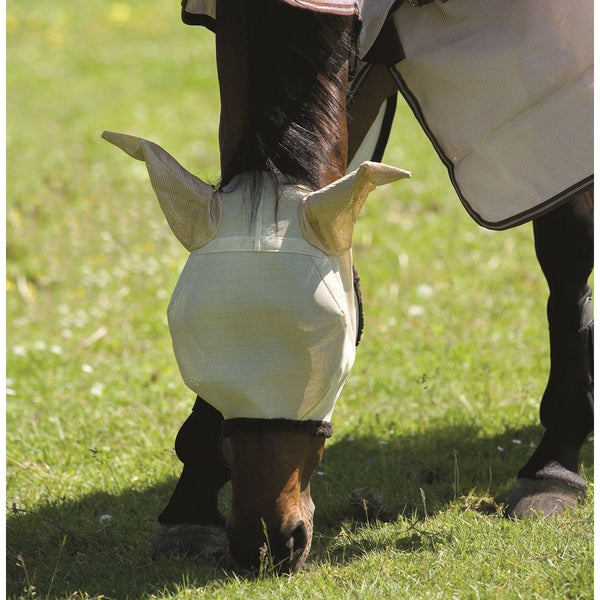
left=227, top=516, right=313, bottom=573
left=226, top=429, right=323, bottom=572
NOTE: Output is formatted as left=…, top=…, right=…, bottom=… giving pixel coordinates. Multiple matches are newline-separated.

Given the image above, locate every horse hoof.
left=151, top=523, right=228, bottom=560
left=503, top=477, right=587, bottom=519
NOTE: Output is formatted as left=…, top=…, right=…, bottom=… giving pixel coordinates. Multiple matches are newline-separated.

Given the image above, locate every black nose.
left=228, top=520, right=310, bottom=573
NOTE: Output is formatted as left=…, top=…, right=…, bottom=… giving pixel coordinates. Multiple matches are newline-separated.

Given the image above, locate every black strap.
left=223, top=418, right=333, bottom=438
left=363, top=11, right=405, bottom=65
left=405, top=0, right=442, bottom=6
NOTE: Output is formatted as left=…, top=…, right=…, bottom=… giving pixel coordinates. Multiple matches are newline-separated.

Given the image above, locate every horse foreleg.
left=505, top=189, right=594, bottom=517
left=151, top=396, right=231, bottom=558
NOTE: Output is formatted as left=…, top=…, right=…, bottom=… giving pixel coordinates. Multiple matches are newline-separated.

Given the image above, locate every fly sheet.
left=373, top=0, right=594, bottom=228
left=182, top=0, right=593, bottom=229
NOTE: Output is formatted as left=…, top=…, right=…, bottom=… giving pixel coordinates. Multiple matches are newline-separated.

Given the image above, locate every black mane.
left=219, top=1, right=359, bottom=202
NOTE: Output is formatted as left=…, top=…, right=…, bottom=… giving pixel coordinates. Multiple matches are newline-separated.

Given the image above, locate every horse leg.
left=151, top=396, right=231, bottom=558
left=505, top=188, right=593, bottom=517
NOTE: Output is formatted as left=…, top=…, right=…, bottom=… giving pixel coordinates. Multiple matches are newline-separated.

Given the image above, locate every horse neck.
left=215, top=0, right=355, bottom=191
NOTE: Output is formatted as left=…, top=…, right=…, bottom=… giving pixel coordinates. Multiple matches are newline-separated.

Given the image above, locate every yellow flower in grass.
left=108, top=4, right=132, bottom=25
left=6, top=14, right=19, bottom=35
left=10, top=208, right=23, bottom=227
left=45, top=26, right=65, bottom=48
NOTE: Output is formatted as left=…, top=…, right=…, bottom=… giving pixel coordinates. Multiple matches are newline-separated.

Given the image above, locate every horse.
left=344, top=0, right=594, bottom=519
left=104, top=0, right=593, bottom=573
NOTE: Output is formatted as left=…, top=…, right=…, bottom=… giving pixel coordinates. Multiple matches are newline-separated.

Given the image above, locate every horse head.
left=103, top=0, right=409, bottom=573
left=104, top=129, right=408, bottom=570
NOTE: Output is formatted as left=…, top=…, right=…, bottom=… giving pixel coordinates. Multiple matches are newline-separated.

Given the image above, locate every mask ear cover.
left=102, top=131, right=222, bottom=251
left=300, top=161, right=410, bottom=256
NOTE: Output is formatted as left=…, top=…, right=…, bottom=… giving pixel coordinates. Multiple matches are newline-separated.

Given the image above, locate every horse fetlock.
left=150, top=522, right=228, bottom=561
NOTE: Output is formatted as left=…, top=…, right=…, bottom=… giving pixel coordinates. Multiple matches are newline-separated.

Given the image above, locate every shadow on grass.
left=316, top=422, right=566, bottom=526
left=310, top=421, right=593, bottom=565
left=6, top=478, right=230, bottom=599
left=7, top=423, right=593, bottom=598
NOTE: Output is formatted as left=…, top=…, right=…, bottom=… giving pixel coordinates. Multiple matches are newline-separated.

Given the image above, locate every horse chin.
left=226, top=430, right=324, bottom=573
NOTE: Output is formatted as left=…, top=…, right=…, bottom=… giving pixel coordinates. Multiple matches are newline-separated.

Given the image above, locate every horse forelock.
left=216, top=0, right=359, bottom=218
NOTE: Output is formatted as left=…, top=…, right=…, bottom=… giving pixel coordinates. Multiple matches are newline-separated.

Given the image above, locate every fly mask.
left=103, top=131, right=409, bottom=429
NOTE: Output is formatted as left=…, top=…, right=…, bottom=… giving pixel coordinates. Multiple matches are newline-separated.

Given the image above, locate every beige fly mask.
left=103, top=131, right=409, bottom=424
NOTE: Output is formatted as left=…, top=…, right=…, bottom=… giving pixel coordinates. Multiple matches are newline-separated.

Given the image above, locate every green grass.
left=7, top=1, right=593, bottom=598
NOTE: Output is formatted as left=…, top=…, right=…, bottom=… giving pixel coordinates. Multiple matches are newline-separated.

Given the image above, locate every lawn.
left=6, top=1, right=593, bottom=598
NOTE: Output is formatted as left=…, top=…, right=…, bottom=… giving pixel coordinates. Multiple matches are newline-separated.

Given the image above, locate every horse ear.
left=102, top=131, right=221, bottom=251
left=300, top=161, right=410, bottom=255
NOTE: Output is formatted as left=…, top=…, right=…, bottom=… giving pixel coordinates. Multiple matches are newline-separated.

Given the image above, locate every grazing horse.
left=104, top=0, right=593, bottom=573
left=105, top=0, right=407, bottom=572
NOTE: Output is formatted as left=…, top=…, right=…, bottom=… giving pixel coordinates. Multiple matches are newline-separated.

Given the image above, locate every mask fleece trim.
left=223, top=417, right=333, bottom=438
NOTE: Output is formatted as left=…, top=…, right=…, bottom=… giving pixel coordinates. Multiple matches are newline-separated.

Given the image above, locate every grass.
left=6, top=1, right=593, bottom=598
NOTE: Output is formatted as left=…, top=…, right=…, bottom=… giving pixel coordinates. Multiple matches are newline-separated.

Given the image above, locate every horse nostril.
left=228, top=521, right=311, bottom=572
left=285, top=521, right=308, bottom=556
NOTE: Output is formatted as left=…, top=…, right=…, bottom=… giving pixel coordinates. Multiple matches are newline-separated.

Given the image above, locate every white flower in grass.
left=6, top=388, right=16, bottom=396
left=50, top=345, right=63, bottom=355
left=511, top=439, right=522, bottom=445
left=408, top=305, right=425, bottom=317
left=99, top=514, right=113, bottom=523
left=12, top=345, right=27, bottom=356
left=82, top=364, right=94, bottom=374
left=90, top=382, right=105, bottom=397
left=417, top=284, right=434, bottom=299
left=496, top=446, right=504, bottom=452
left=34, top=340, right=47, bottom=351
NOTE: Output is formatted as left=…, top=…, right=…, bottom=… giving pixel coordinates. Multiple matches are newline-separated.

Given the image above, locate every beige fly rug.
left=182, top=0, right=593, bottom=229
left=388, top=0, right=593, bottom=228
